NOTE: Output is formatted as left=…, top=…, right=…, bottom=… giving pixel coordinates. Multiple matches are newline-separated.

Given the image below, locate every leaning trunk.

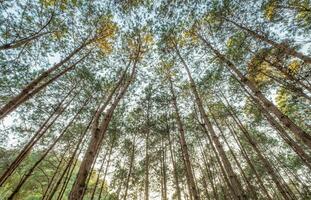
left=198, top=35, right=311, bottom=149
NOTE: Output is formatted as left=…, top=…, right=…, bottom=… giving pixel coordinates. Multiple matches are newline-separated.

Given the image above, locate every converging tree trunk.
left=197, top=35, right=311, bottom=149
left=173, top=43, right=246, bottom=200
left=69, top=58, right=138, bottom=200
left=168, top=75, right=201, bottom=200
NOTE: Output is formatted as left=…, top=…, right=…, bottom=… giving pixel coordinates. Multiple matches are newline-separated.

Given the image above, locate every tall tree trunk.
left=0, top=31, right=53, bottom=50
left=123, top=137, right=136, bottom=200
left=167, top=124, right=182, bottom=200
left=0, top=12, right=55, bottom=51
left=223, top=17, right=311, bottom=63
left=144, top=102, right=151, bottom=200
left=0, top=39, right=93, bottom=119
left=57, top=140, right=87, bottom=200
left=90, top=148, right=109, bottom=200
left=45, top=106, right=96, bottom=200
left=199, top=165, right=211, bottom=200
left=161, top=137, right=168, bottom=200
left=224, top=103, right=296, bottom=200
left=195, top=110, right=236, bottom=200
left=46, top=133, right=86, bottom=200
left=219, top=90, right=311, bottom=169
left=97, top=142, right=114, bottom=200
left=214, top=119, right=258, bottom=199
left=198, top=145, right=218, bottom=200
left=69, top=62, right=137, bottom=200
left=168, top=76, right=201, bottom=200
left=41, top=145, right=68, bottom=200
left=225, top=121, right=273, bottom=200
left=7, top=97, right=89, bottom=199
left=173, top=44, right=246, bottom=200
left=198, top=35, right=311, bottom=149
left=81, top=144, right=102, bottom=198
left=0, top=86, right=77, bottom=187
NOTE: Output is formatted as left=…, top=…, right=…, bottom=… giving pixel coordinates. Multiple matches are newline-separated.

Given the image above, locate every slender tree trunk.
left=195, top=112, right=235, bottom=200
left=116, top=179, right=124, bottom=200
left=223, top=17, right=311, bottom=63
left=161, top=137, right=168, bottom=200
left=81, top=144, right=102, bottom=198
left=7, top=97, right=89, bottom=199
left=225, top=121, right=273, bottom=200
left=198, top=151, right=218, bottom=200
left=97, top=142, right=113, bottom=200
left=46, top=136, right=85, bottom=200
left=123, top=138, right=136, bottom=200
left=198, top=35, right=311, bottom=149
left=168, top=125, right=182, bottom=200
left=144, top=103, right=151, bottom=200
left=199, top=166, right=211, bottom=200
left=57, top=139, right=87, bottom=200
left=173, top=44, right=246, bottom=200
left=69, top=62, right=137, bottom=200
left=219, top=90, right=311, bottom=170
left=0, top=31, right=53, bottom=50
left=0, top=86, right=77, bottom=187
left=0, top=39, right=93, bottom=119
left=41, top=146, right=68, bottom=200
left=215, top=120, right=258, bottom=199
left=1, top=51, right=91, bottom=119
left=168, top=76, right=201, bottom=200
left=0, top=12, right=55, bottom=51
left=90, top=148, right=109, bottom=200
left=225, top=104, right=296, bottom=199
left=198, top=134, right=227, bottom=199
left=45, top=107, right=96, bottom=200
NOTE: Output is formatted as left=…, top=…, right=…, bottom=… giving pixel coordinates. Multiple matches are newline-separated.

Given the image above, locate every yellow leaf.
left=288, top=60, right=301, bottom=75
left=95, top=16, right=118, bottom=54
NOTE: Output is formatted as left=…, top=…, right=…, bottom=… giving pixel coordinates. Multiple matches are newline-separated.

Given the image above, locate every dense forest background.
left=0, top=0, right=311, bottom=199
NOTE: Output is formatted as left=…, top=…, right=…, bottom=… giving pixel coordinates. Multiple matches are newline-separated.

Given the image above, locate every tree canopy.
left=0, top=0, right=310, bottom=199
